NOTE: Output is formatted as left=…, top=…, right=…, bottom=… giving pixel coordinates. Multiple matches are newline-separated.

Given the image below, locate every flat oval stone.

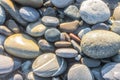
left=55, top=48, right=78, bottom=58
left=113, top=4, right=120, bottom=20
left=92, top=23, right=110, bottom=30
left=0, top=6, right=6, bottom=25
left=81, top=30, right=120, bottom=59
left=19, top=7, right=40, bottom=22
left=55, top=41, right=71, bottom=48
left=45, top=28, right=60, bottom=42
left=0, top=55, right=14, bottom=74
left=80, top=0, right=110, bottom=24
left=26, top=21, right=47, bottom=37
left=111, top=21, right=120, bottom=35
left=51, top=0, right=74, bottom=8
left=32, top=53, right=67, bottom=77
left=41, top=16, right=59, bottom=27
left=67, top=64, right=94, bottom=80
left=4, top=34, right=40, bottom=58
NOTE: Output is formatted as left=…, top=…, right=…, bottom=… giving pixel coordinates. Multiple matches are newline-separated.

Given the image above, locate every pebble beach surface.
left=0, top=0, right=120, bottom=80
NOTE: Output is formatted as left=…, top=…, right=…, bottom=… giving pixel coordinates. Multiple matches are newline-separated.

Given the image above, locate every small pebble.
left=60, top=32, right=71, bottom=41
left=75, top=54, right=81, bottom=61
left=43, top=7, right=56, bottom=17
left=0, top=34, right=6, bottom=45
left=12, top=58, right=22, bottom=71
left=13, top=74, right=23, bottom=80
left=0, top=6, right=6, bottom=24
left=92, top=23, right=110, bottom=30
left=69, top=33, right=81, bottom=42
left=55, top=41, right=71, bottom=48
left=52, top=77, right=61, bottom=80
left=112, top=51, right=120, bottom=62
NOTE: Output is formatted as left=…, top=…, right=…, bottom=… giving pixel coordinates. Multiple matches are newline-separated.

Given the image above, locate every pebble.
left=12, top=58, right=22, bottom=71
left=0, top=55, right=14, bottom=74
left=92, top=23, right=110, bottom=30
left=69, top=33, right=81, bottom=42
left=45, top=28, right=60, bottom=42
left=5, top=19, right=20, bottom=33
left=113, top=4, right=120, bottom=20
left=51, top=0, right=74, bottom=8
left=41, top=16, right=59, bottom=27
left=112, top=51, right=120, bottom=62
left=0, top=6, right=6, bottom=24
left=80, top=0, right=110, bottom=24
left=64, top=5, right=80, bottom=19
left=81, top=57, right=101, bottom=67
left=0, top=34, right=6, bottom=45
left=32, top=53, right=67, bottom=77
left=4, top=34, right=40, bottom=58
left=75, top=54, right=81, bottom=61
left=19, top=7, right=40, bottom=22
left=0, top=0, right=28, bottom=26
left=101, top=62, right=120, bottom=80
left=60, top=20, right=79, bottom=33
left=0, top=45, right=4, bottom=54
left=55, top=41, right=71, bottom=48
left=78, top=27, right=91, bottom=39
left=56, top=48, right=78, bottom=58
left=67, top=64, right=94, bottom=80
left=43, top=7, right=56, bottom=17
left=38, top=39, right=55, bottom=52
left=13, top=74, right=23, bottom=80
left=26, top=21, right=47, bottom=37
left=60, top=32, right=70, bottom=41
left=14, top=0, right=43, bottom=8
left=81, top=30, right=120, bottom=59
left=52, top=77, right=61, bottom=80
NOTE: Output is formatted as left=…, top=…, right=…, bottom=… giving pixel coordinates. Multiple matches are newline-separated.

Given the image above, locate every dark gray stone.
left=0, top=6, right=6, bottom=24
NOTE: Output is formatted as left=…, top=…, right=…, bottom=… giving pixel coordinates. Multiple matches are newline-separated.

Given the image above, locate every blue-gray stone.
left=0, top=6, right=6, bottom=24
left=92, top=23, right=110, bottom=30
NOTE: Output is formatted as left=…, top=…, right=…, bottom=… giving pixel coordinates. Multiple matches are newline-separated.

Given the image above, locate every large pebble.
left=51, top=0, right=74, bottom=8
left=80, top=0, right=110, bottom=24
left=32, top=53, right=67, bottom=77
left=67, top=64, right=94, bottom=80
left=56, top=48, right=78, bottom=58
left=81, top=30, right=120, bottom=59
left=19, top=7, right=40, bottom=22
left=0, top=55, right=14, bottom=74
left=4, top=34, right=40, bottom=58
left=0, top=6, right=6, bottom=24
left=113, top=4, right=120, bottom=20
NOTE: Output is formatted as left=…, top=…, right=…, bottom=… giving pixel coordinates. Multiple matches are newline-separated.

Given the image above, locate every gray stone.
left=19, top=7, right=40, bottom=22
left=112, top=51, right=120, bottom=62
left=52, top=77, right=61, bottom=80
left=12, top=58, right=22, bottom=71
left=92, top=23, right=110, bottom=30
left=43, top=7, right=56, bottom=17
left=0, top=6, right=6, bottom=24
left=81, top=30, right=120, bottom=59
left=0, top=34, right=6, bottom=45
left=13, top=74, right=23, bottom=80
left=80, top=0, right=110, bottom=24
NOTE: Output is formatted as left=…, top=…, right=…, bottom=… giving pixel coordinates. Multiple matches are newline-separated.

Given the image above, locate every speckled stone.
left=45, top=28, right=60, bottom=42
left=55, top=41, right=71, bottom=48
left=41, top=16, right=59, bottom=27
left=26, top=21, right=47, bottom=37
left=0, top=55, right=14, bottom=74
left=19, top=7, right=40, bottom=22
left=78, top=28, right=91, bottom=38
left=51, top=0, right=74, bottom=8
left=81, top=30, right=120, bottom=59
left=0, top=6, right=6, bottom=24
left=80, top=0, right=110, bottom=24
left=92, top=23, right=110, bottom=30
left=4, top=34, right=41, bottom=58
left=67, top=64, right=94, bottom=80
left=113, top=4, right=120, bottom=20
left=32, top=53, right=67, bottom=77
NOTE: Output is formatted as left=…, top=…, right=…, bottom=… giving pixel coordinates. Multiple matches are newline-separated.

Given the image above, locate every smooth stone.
left=112, top=51, right=120, bottom=62
left=75, top=54, right=81, bottom=61
left=69, top=33, right=81, bottom=42
left=0, top=34, right=6, bottom=45
left=0, top=45, right=4, bottom=54
left=0, top=55, right=14, bottom=74
left=38, top=39, right=55, bottom=52
left=92, top=23, right=110, bottom=30
left=67, top=64, right=94, bottom=80
left=6, top=19, right=20, bottom=33
left=4, top=34, right=40, bottom=58
left=43, top=7, right=56, bottom=17
left=45, top=28, right=60, bottom=42
left=51, top=0, right=74, bottom=8
left=113, top=4, right=120, bottom=20
left=56, top=48, right=78, bottom=58
left=60, top=20, right=79, bottom=33
left=81, top=30, right=120, bottom=59
left=19, top=7, right=40, bottom=22
left=110, top=21, right=120, bottom=35
left=55, top=41, right=71, bottom=48
left=13, top=74, right=23, bottom=80
left=12, top=58, right=22, bottom=71
left=101, top=62, right=120, bottom=80
left=78, top=27, right=91, bottom=39
left=80, top=0, right=110, bottom=24
left=81, top=57, right=101, bottom=67
left=26, top=21, right=47, bottom=37
left=41, top=16, right=59, bottom=27
left=60, top=32, right=70, bottom=41
left=32, top=53, right=67, bottom=77
left=0, top=6, right=6, bottom=24
left=14, top=0, right=43, bottom=8
left=0, top=0, right=28, bottom=26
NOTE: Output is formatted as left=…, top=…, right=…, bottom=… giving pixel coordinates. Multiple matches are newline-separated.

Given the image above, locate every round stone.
left=92, top=23, right=110, bottom=30
left=81, top=30, right=120, bottom=59
left=51, top=0, right=74, bottom=8
left=19, top=7, right=40, bottom=22
left=45, top=28, right=60, bottom=42
left=113, top=4, right=120, bottom=20
left=14, top=0, right=43, bottom=8
left=26, top=21, right=47, bottom=37
left=13, top=74, right=23, bottom=80
left=32, top=53, right=67, bottom=77
left=4, top=34, right=40, bottom=58
left=0, top=55, right=14, bottom=74
left=41, top=16, right=59, bottom=27
left=55, top=48, right=78, bottom=58
left=80, top=0, right=110, bottom=24
left=67, top=64, right=94, bottom=80
left=0, top=6, right=6, bottom=25
left=101, top=62, right=120, bottom=80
